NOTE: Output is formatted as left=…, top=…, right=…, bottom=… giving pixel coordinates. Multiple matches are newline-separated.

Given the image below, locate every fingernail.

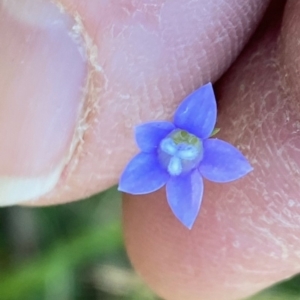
left=0, top=0, right=87, bottom=205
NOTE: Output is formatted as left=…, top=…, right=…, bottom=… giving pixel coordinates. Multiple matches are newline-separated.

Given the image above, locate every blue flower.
left=118, top=82, right=253, bottom=229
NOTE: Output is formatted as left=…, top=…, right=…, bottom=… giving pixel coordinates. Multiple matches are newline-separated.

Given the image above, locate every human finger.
left=0, top=0, right=270, bottom=205
left=123, top=1, right=300, bottom=299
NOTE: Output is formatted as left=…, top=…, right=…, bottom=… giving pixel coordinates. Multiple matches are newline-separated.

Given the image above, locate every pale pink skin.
left=2, top=0, right=300, bottom=299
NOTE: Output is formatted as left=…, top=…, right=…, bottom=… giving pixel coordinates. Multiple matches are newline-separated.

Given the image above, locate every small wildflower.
left=118, top=83, right=253, bottom=229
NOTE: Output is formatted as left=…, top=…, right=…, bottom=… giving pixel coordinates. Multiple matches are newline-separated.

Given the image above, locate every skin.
left=2, top=0, right=300, bottom=299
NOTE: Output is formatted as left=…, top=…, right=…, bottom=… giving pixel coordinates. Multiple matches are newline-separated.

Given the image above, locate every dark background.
left=0, top=187, right=299, bottom=300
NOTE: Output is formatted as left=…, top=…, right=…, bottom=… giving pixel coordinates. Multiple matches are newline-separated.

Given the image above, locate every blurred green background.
left=0, top=187, right=299, bottom=300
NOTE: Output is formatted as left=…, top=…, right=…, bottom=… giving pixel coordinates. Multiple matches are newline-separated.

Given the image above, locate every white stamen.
left=160, top=138, right=177, bottom=156
left=168, top=156, right=182, bottom=176
left=177, top=145, right=198, bottom=160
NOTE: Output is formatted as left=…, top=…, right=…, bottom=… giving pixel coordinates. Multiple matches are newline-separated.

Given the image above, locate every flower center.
left=158, top=129, right=203, bottom=176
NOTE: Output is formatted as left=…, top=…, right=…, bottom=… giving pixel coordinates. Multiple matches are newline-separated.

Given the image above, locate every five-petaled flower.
left=118, top=82, right=253, bottom=229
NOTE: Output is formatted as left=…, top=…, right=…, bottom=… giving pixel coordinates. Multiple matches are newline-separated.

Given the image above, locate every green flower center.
left=158, top=129, right=203, bottom=176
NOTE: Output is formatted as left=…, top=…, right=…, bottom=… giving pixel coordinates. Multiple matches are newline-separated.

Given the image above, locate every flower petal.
left=135, top=121, right=175, bottom=152
left=118, top=152, right=169, bottom=194
left=174, top=82, right=217, bottom=139
left=166, top=170, right=204, bottom=229
left=199, top=139, right=253, bottom=183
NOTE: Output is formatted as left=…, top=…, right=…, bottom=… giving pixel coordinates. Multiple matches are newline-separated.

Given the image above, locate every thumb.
left=0, top=0, right=86, bottom=205
left=0, top=0, right=270, bottom=206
